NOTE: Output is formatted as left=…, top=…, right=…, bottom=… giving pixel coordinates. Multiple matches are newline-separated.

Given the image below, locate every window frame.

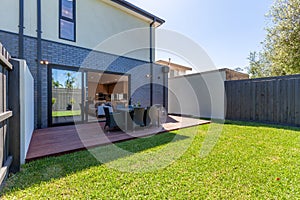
left=59, top=0, right=76, bottom=42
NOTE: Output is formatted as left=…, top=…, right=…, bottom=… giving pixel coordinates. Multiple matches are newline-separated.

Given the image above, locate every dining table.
left=115, top=107, right=134, bottom=131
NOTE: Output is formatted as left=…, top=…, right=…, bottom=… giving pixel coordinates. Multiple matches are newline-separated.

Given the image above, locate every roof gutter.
left=110, top=0, right=165, bottom=26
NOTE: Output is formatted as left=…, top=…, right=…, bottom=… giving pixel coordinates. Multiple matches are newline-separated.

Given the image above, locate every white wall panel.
left=19, top=60, right=34, bottom=164
left=169, top=71, right=226, bottom=119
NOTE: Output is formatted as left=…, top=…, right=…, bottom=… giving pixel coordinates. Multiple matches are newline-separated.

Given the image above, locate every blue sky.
left=128, top=0, right=274, bottom=70
left=52, top=69, right=81, bottom=88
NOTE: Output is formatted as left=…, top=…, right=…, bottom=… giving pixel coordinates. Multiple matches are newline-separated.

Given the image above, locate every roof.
left=107, top=0, right=165, bottom=27
left=156, top=60, right=193, bottom=71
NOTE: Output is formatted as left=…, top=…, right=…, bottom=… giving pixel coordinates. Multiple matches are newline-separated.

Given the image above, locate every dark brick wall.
left=131, top=84, right=151, bottom=107
left=0, top=30, right=168, bottom=128
left=0, top=32, right=19, bottom=56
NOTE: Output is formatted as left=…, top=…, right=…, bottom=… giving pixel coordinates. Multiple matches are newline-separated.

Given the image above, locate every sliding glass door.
left=50, top=66, right=130, bottom=126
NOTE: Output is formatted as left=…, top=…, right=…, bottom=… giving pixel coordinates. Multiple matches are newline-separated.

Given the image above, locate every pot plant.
left=52, top=97, right=57, bottom=110
left=67, top=98, right=75, bottom=110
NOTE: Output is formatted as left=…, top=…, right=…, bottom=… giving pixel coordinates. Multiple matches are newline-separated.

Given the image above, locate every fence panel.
left=52, top=88, right=82, bottom=111
left=0, top=42, right=13, bottom=185
left=225, top=74, right=300, bottom=126
left=295, top=79, right=300, bottom=125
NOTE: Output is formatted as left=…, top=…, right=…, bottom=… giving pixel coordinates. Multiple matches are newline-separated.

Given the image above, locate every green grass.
left=1, top=121, right=300, bottom=199
left=52, top=110, right=81, bottom=117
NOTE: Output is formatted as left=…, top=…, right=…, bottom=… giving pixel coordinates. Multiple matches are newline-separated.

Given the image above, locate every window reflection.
left=62, top=0, right=73, bottom=19
left=60, top=0, right=75, bottom=41
left=60, top=19, right=74, bottom=41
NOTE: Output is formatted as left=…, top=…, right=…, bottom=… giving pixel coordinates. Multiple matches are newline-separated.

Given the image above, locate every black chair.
left=103, top=106, right=122, bottom=131
left=133, top=107, right=145, bottom=127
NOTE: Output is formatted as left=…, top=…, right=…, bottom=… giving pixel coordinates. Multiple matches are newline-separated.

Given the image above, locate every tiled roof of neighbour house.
left=107, top=0, right=165, bottom=27
left=168, top=68, right=249, bottom=81
left=223, top=68, right=249, bottom=80
left=156, top=60, right=193, bottom=71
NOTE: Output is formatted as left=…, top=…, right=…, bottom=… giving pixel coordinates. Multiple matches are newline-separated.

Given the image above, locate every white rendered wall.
left=24, top=0, right=37, bottom=37
left=1, top=0, right=152, bottom=61
left=0, top=0, right=19, bottom=33
left=19, top=60, right=34, bottom=164
left=77, top=0, right=150, bottom=61
left=168, top=70, right=226, bottom=119
left=22, top=0, right=151, bottom=61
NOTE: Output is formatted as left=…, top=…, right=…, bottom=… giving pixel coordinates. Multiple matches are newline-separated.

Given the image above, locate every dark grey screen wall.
left=225, top=75, right=300, bottom=126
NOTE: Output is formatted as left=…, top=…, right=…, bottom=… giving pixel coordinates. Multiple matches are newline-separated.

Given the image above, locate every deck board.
left=26, top=115, right=210, bottom=162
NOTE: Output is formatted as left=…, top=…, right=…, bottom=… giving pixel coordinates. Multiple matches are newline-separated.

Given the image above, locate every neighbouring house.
left=156, top=60, right=193, bottom=78
left=222, top=68, right=249, bottom=80
left=0, top=0, right=168, bottom=128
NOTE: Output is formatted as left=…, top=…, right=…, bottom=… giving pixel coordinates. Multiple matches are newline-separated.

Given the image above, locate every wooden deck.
left=26, top=115, right=210, bottom=162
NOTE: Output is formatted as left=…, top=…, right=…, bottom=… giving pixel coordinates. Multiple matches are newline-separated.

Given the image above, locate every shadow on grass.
left=225, top=120, right=300, bottom=131
left=0, top=131, right=189, bottom=196
left=90, top=131, right=189, bottom=164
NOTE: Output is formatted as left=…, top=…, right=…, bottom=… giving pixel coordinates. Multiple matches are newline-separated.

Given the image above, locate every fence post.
left=8, top=60, right=21, bottom=173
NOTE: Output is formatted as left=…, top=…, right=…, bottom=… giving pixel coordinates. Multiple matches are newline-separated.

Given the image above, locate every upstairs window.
left=59, top=0, right=76, bottom=41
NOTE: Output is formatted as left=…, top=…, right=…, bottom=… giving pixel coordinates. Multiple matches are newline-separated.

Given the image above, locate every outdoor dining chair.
left=103, top=106, right=122, bottom=131
left=133, top=107, right=145, bottom=127
left=148, top=104, right=167, bottom=127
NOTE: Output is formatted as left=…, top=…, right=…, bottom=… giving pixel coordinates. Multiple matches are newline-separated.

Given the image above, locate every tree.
left=264, top=0, right=300, bottom=75
left=248, top=0, right=300, bottom=77
left=52, top=79, right=62, bottom=88
left=65, top=72, right=76, bottom=110
left=247, top=51, right=271, bottom=78
left=65, top=72, right=76, bottom=89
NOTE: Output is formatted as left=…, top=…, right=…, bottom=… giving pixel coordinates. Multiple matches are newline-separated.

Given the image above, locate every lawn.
left=1, top=121, right=300, bottom=199
left=52, top=110, right=81, bottom=117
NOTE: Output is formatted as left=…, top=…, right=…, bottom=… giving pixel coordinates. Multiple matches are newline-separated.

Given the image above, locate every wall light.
left=145, top=74, right=151, bottom=78
left=40, top=60, right=49, bottom=65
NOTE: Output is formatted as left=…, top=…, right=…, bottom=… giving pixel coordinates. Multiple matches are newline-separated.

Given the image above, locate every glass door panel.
left=86, top=72, right=129, bottom=123
left=86, top=71, right=102, bottom=122
left=52, top=68, right=82, bottom=125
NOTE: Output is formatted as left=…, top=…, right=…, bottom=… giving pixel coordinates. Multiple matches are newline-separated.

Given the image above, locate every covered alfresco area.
left=26, top=115, right=210, bottom=162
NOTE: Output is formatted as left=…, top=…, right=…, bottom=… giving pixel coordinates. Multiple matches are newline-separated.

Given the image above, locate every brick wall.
left=0, top=30, right=168, bottom=128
